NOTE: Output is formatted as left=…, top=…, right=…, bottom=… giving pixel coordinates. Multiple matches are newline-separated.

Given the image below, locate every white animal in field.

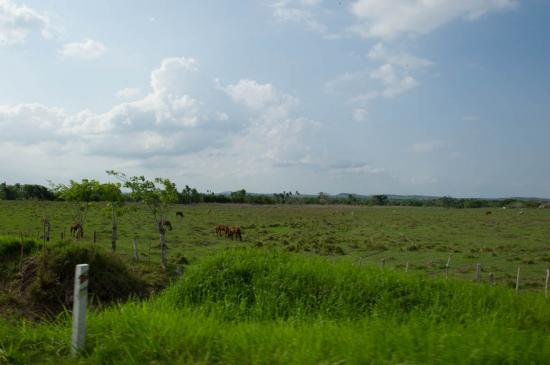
left=519, top=209, right=524, bottom=215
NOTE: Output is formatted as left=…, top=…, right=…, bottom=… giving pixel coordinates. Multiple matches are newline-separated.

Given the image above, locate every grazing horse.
left=70, top=223, right=83, bottom=239
left=226, top=226, right=242, bottom=241
left=159, top=219, right=173, bottom=232
left=232, top=226, right=242, bottom=241
left=485, top=211, right=492, bottom=215
left=215, top=224, right=226, bottom=237
left=176, top=211, right=184, bottom=219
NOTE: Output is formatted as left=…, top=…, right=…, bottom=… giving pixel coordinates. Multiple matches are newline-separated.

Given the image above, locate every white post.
left=475, top=263, right=481, bottom=282
left=445, top=256, right=451, bottom=278
left=545, top=269, right=549, bottom=299
left=133, top=237, right=139, bottom=262
left=71, top=264, right=89, bottom=356
left=515, top=267, right=520, bottom=293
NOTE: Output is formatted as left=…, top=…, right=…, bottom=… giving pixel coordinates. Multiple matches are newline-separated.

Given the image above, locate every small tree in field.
left=108, top=171, right=178, bottom=270
left=100, top=182, right=125, bottom=252
left=53, top=179, right=103, bottom=240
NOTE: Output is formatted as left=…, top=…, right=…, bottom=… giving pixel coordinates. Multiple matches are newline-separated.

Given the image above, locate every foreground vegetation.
left=1, top=248, right=549, bottom=364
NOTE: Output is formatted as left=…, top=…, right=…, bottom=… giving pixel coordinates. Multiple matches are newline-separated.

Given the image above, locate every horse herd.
left=215, top=224, right=242, bottom=241
left=68, top=211, right=243, bottom=241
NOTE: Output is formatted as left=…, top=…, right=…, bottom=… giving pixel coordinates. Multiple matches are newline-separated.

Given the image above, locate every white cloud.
left=59, top=38, right=106, bottom=59
left=271, top=1, right=327, bottom=34
left=370, top=63, right=418, bottom=97
left=0, top=0, right=54, bottom=45
left=0, top=57, right=230, bottom=159
left=350, top=0, right=518, bottom=39
left=116, top=88, right=141, bottom=100
left=217, top=78, right=299, bottom=120
left=368, top=43, right=432, bottom=69
left=352, top=108, right=368, bottom=122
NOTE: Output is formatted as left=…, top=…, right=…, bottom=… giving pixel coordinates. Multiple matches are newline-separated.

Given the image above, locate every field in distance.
left=0, top=200, right=549, bottom=290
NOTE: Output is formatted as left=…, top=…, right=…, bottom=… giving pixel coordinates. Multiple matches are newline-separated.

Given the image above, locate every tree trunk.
left=111, top=207, right=117, bottom=252
left=160, top=231, right=167, bottom=270
left=111, top=224, right=117, bottom=252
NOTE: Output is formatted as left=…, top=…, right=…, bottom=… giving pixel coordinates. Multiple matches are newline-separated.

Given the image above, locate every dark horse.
left=176, top=211, right=184, bottom=219
left=70, top=223, right=84, bottom=239
left=159, top=219, right=173, bottom=232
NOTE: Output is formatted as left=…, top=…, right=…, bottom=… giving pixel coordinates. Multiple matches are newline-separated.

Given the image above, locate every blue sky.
left=1, top=0, right=549, bottom=197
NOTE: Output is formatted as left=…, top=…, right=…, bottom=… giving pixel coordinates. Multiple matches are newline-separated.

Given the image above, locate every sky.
left=1, top=0, right=549, bottom=198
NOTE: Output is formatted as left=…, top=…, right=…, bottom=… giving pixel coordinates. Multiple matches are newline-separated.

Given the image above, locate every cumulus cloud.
left=216, top=78, right=299, bottom=120
left=59, top=38, right=106, bottom=59
left=349, top=0, right=518, bottom=39
left=216, top=78, right=318, bottom=167
left=0, top=56, right=321, bottom=176
left=0, top=0, right=54, bottom=45
left=0, top=57, right=231, bottom=160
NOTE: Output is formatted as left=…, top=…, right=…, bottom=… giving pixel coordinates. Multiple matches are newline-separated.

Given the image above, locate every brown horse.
left=70, top=223, right=83, bottom=239
left=226, top=226, right=242, bottom=241
left=176, top=211, right=184, bottom=219
left=215, top=224, right=226, bottom=237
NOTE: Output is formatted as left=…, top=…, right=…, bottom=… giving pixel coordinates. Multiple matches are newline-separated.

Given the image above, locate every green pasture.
left=0, top=200, right=549, bottom=289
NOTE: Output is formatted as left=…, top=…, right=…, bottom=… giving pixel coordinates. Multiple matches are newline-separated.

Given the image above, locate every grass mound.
left=22, top=243, right=164, bottom=314
left=164, top=248, right=549, bottom=327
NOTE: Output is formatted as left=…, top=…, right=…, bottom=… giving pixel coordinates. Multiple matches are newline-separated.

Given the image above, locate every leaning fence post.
left=544, top=269, right=549, bottom=299
left=71, top=264, right=89, bottom=356
left=475, top=263, right=481, bottom=282
left=515, top=267, right=520, bottom=293
left=133, top=236, right=139, bottom=262
left=445, top=256, right=451, bottom=278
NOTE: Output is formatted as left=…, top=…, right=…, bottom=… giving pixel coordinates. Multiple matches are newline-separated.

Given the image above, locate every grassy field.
left=0, top=200, right=549, bottom=290
left=1, top=248, right=549, bottom=364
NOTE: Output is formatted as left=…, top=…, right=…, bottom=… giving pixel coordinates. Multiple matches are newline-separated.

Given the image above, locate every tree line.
left=0, top=181, right=545, bottom=208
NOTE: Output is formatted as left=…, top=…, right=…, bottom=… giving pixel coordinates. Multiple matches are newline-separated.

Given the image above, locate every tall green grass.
left=1, top=248, right=549, bottom=364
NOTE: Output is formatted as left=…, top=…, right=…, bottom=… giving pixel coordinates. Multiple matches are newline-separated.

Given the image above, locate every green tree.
left=108, top=171, right=179, bottom=270
left=372, top=194, right=388, bottom=206
left=53, top=179, right=103, bottom=240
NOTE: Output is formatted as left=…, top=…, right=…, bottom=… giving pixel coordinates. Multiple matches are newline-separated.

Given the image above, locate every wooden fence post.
left=515, top=267, right=520, bottom=293
left=445, top=256, right=451, bottom=278
left=488, top=272, right=494, bottom=285
left=475, top=263, right=481, bottom=282
left=133, top=237, right=139, bottom=262
left=544, top=269, right=549, bottom=299
left=380, top=258, right=385, bottom=269
left=405, top=262, right=409, bottom=273
left=71, top=264, right=89, bottom=356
